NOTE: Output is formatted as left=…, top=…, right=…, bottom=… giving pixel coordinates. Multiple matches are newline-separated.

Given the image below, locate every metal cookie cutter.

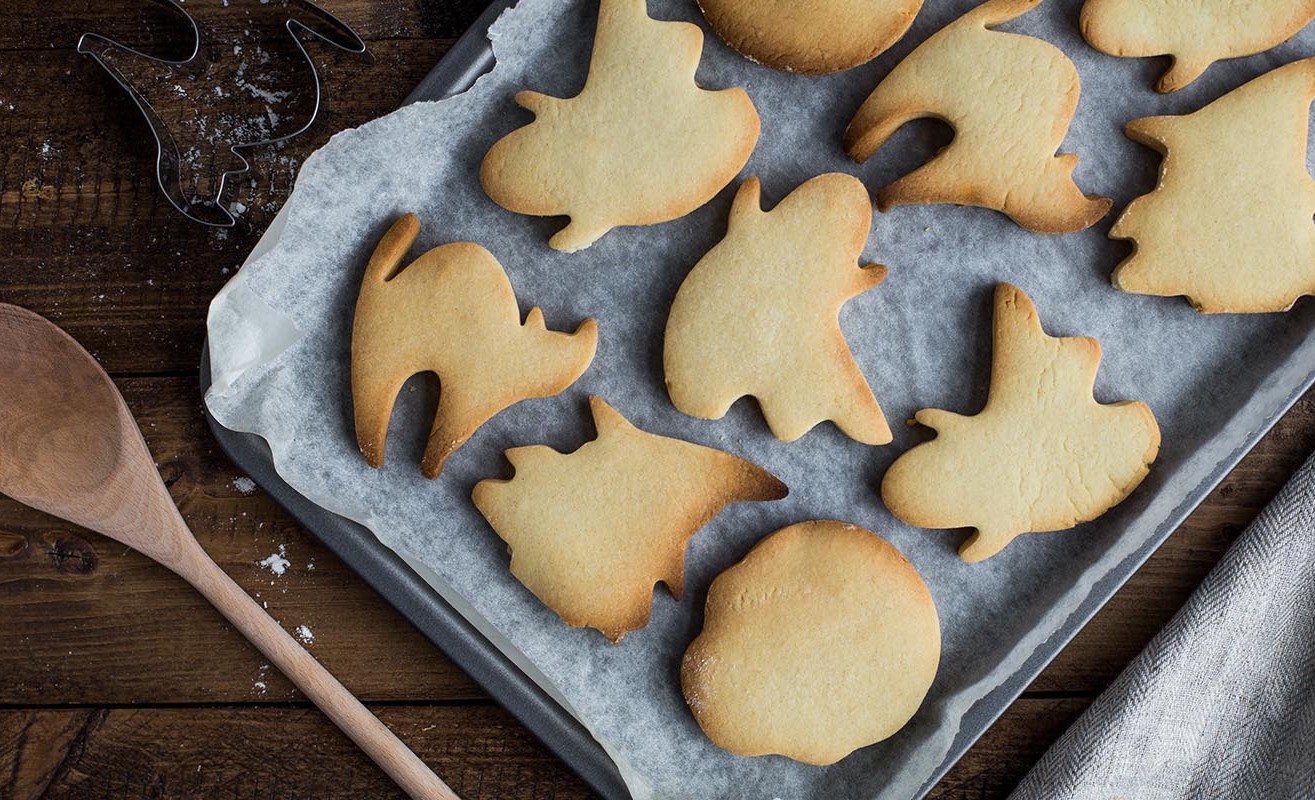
left=77, top=0, right=366, bottom=226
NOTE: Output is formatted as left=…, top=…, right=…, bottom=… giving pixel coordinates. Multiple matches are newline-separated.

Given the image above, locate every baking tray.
left=199, top=2, right=1315, bottom=798
left=200, top=2, right=628, bottom=798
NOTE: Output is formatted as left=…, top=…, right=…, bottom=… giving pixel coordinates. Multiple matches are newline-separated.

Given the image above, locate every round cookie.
left=681, top=520, right=940, bottom=765
left=696, top=0, right=924, bottom=75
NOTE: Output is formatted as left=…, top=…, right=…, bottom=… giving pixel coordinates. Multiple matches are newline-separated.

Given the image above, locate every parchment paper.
left=204, top=1, right=1315, bottom=797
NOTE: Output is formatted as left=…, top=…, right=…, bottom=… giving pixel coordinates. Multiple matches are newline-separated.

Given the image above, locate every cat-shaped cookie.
left=352, top=214, right=597, bottom=479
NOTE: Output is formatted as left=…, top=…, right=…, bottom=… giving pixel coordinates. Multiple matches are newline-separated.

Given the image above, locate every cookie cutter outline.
left=77, top=0, right=367, bottom=227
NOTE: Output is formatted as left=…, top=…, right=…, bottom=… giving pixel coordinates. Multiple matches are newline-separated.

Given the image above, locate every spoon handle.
left=174, top=537, right=461, bottom=800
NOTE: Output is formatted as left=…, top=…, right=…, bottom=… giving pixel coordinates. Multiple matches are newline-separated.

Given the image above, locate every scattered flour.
left=295, top=625, right=315, bottom=644
left=258, top=544, right=289, bottom=576
left=253, top=663, right=270, bottom=694
left=232, top=475, right=257, bottom=494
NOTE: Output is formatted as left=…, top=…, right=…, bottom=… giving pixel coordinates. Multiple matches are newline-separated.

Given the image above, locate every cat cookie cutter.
left=77, top=0, right=366, bottom=226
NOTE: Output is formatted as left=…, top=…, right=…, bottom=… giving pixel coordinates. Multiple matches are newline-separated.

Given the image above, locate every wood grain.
left=0, top=307, right=458, bottom=799
left=0, top=0, right=484, bottom=53
left=1, top=0, right=1313, bottom=797
left=1, top=380, right=1310, bottom=708
left=0, top=698, right=1090, bottom=799
left=0, top=38, right=446, bottom=374
left=0, top=704, right=593, bottom=800
left=0, top=376, right=482, bottom=706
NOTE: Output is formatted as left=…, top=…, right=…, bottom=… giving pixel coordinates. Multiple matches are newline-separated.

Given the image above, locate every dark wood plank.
left=0, top=38, right=448, bottom=374
left=0, top=376, right=482, bottom=705
left=930, top=698, right=1090, bottom=799
left=0, top=709, right=88, bottom=800
left=1, top=0, right=486, bottom=53
left=0, top=375, right=1310, bottom=704
left=0, top=704, right=594, bottom=800
left=1, top=1, right=1312, bottom=796
left=0, top=698, right=1087, bottom=800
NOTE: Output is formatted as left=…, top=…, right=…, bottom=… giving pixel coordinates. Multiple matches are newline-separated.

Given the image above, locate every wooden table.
left=1, top=1, right=1312, bottom=797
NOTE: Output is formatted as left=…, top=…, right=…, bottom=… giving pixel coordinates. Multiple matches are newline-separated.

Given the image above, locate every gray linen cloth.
left=1010, top=450, right=1315, bottom=800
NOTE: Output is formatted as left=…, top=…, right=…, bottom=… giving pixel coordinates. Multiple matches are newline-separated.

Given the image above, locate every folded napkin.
left=1011, top=449, right=1315, bottom=800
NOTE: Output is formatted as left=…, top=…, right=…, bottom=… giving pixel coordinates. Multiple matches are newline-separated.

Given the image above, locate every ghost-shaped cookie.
left=1111, top=58, right=1315, bottom=313
left=480, top=0, right=760, bottom=252
left=1081, top=0, right=1315, bottom=92
left=881, top=284, right=1160, bottom=562
left=844, top=0, right=1111, bottom=233
left=472, top=397, right=787, bottom=642
left=663, top=173, right=891, bottom=445
left=352, top=214, right=598, bottom=479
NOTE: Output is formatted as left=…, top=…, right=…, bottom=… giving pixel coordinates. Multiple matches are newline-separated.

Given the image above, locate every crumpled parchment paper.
left=205, top=1, right=1315, bottom=796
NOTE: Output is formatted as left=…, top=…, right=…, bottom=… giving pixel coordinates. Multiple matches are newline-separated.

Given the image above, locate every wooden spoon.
left=0, top=304, right=459, bottom=800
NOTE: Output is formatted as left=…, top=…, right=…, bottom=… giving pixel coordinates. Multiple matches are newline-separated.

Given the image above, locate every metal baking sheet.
left=200, top=2, right=1315, bottom=797
left=203, top=2, right=627, bottom=797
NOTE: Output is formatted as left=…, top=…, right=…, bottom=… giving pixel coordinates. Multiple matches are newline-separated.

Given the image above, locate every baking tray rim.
left=199, top=1, right=1315, bottom=796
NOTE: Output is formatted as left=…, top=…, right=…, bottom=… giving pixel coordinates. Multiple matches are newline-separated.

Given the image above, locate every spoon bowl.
left=0, top=305, right=175, bottom=557
left=0, top=303, right=457, bottom=800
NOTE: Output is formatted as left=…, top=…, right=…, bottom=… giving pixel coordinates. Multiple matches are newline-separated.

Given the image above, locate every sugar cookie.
left=1111, top=58, right=1315, bottom=313
left=844, top=0, right=1111, bottom=233
left=352, top=214, right=598, bottom=479
left=682, top=520, right=939, bottom=764
left=664, top=174, right=891, bottom=445
left=480, top=0, right=760, bottom=253
left=881, top=284, right=1160, bottom=562
left=472, top=397, right=787, bottom=642
left=1080, top=0, right=1315, bottom=92
left=696, top=0, right=922, bottom=74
